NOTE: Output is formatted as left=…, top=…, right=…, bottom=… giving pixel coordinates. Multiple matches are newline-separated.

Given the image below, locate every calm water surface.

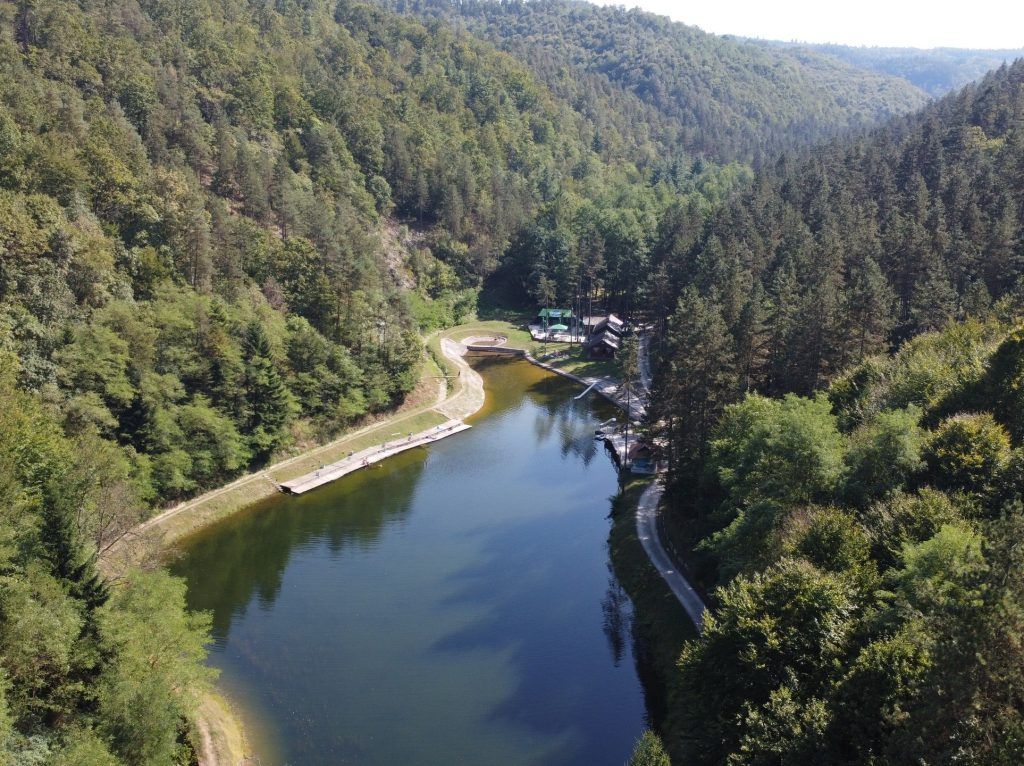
left=171, top=358, right=650, bottom=765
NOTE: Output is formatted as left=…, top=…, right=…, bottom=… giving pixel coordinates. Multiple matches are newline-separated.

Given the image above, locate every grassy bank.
left=191, top=692, right=252, bottom=766
left=432, top=316, right=622, bottom=381
left=135, top=315, right=627, bottom=766
left=608, top=478, right=698, bottom=763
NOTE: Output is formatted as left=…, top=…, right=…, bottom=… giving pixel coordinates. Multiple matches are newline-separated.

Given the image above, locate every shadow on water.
left=172, top=453, right=427, bottom=641
left=171, top=356, right=662, bottom=766
left=415, top=360, right=646, bottom=765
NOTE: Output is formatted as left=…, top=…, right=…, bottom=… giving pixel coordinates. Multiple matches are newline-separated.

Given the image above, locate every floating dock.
left=280, top=420, right=471, bottom=495
left=603, top=431, right=630, bottom=466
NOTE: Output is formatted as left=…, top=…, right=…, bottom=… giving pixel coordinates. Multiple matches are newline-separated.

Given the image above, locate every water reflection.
left=172, top=358, right=650, bottom=765
left=602, top=567, right=632, bottom=668
left=172, top=455, right=427, bottom=642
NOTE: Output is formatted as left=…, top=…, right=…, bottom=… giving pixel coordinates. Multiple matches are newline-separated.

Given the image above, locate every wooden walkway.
left=280, top=420, right=471, bottom=495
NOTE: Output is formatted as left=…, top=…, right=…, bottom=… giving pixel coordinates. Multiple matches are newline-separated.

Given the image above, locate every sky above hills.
left=593, top=0, right=1024, bottom=49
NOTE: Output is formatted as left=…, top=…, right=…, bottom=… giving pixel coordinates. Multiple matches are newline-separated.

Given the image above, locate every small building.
left=627, top=441, right=656, bottom=475
left=589, top=313, right=624, bottom=337
left=536, top=308, right=574, bottom=330
left=584, top=329, right=620, bottom=358
left=583, top=313, right=624, bottom=358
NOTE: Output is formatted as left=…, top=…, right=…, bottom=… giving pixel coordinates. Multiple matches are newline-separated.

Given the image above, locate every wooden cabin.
left=627, top=441, right=656, bottom=474
left=583, top=313, right=624, bottom=358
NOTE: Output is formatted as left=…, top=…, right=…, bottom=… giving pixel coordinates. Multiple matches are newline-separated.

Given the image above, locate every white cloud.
left=592, top=0, right=1024, bottom=49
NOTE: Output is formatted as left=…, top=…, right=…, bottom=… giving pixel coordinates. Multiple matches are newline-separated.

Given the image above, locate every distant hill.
left=379, top=0, right=930, bottom=164
left=756, top=41, right=1024, bottom=96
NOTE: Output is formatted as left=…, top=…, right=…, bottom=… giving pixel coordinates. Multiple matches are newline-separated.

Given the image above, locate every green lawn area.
left=447, top=319, right=535, bottom=348
left=541, top=347, right=620, bottom=380
left=435, top=317, right=622, bottom=382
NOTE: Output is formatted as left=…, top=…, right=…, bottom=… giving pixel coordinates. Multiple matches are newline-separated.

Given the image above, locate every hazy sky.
left=591, top=0, right=1024, bottom=49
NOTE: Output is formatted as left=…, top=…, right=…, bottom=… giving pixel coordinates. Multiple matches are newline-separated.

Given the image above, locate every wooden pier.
left=279, top=420, right=471, bottom=495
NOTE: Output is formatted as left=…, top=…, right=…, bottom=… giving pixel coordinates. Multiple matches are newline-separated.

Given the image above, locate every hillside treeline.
left=380, top=0, right=929, bottom=164
left=660, top=320, right=1024, bottom=764
left=650, top=60, right=1024, bottom=469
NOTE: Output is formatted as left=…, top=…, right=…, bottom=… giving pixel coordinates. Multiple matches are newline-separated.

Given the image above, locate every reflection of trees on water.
left=526, top=376, right=615, bottom=468
left=606, top=513, right=676, bottom=732
left=601, top=565, right=633, bottom=667
left=170, top=454, right=426, bottom=640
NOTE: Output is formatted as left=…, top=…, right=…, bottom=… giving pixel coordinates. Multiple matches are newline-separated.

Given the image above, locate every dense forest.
left=657, top=320, right=1024, bottom=764
left=2, top=0, right=1023, bottom=761
left=0, top=0, right=712, bottom=509
left=649, top=59, right=1024, bottom=469
left=379, top=0, right=930, bottom=164
left=0, top=353, right=214, bottom=762
left=765, top=41, right=1024, bottom=97
left=642, top=56, right=1024, bottom=766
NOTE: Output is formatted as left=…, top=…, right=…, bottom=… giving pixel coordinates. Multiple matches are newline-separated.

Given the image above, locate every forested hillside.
left=2, top=0, right=1021, bottom=760
left=0, top=353, right=214, bottom=763
left=639, top=53, right=1024, bottom=766
left=0, top=0, right=738, bottom=758
left=379, top=0, right=930, bottom=163
left=0, top=0, right=719, bottom=507
left=766, top=42, right=1024, bottom=97
left=649, top=59, right=1024, bottom=468
left=658, top=319, right=1024, bottom=764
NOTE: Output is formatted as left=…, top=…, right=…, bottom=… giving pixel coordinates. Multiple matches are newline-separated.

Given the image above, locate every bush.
left=923, top=413, right=1011, bottom=496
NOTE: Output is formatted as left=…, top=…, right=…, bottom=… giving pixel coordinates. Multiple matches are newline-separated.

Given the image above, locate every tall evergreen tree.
left=243, top=322, right=292, bottom=459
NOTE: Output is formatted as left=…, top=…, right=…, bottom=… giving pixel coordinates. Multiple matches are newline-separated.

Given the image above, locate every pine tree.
left=909, top=257, right=958, bottom=333
left=840, top=255, right=895, bottom=366
left=653, top=287, right=738, bottom=475
left=243, top=322, right=292, bottom=460
left=628, top=730, right=671, bottom=766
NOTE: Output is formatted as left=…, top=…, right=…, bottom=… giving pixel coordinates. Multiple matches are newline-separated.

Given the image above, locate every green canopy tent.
left=549, top=323, right=569, bottom=332
left=538, top=308, right=573, bottom=321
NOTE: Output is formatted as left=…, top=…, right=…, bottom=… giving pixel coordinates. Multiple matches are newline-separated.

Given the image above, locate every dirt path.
left=195, top=716, right=215, bottom=765
left=435, top=337, right=486, bottom=420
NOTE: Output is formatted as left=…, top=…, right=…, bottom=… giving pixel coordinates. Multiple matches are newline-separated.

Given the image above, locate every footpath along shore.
left=111, top=321, right=703, bottom=764
left=456, top=330, right=705, bottom=630
left=107, top=330, right=487, bottom=766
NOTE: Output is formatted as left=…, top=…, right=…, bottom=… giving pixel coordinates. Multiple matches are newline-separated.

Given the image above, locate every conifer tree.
left=243, top=321, right=292, bottom=460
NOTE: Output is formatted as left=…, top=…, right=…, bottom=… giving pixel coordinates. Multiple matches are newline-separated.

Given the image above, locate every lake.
left=171, top=357, right=652, bottom=765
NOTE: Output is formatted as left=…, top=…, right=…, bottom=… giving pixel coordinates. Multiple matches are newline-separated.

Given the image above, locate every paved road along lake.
left=171, top=357, right=653, bottom=765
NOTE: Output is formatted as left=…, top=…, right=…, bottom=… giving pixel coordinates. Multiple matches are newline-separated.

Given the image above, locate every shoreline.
left=115, top=322, right=676, bottom=766
left=110, top=328, right=488, bottom=766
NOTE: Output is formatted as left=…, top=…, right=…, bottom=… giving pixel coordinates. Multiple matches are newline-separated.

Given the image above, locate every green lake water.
left=171, top=357, right=652, bottom=765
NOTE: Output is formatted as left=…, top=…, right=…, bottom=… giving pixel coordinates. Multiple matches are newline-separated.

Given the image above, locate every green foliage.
left=700, top=501, right=784, bottom=584
left=49, top=728, right=119, bottom=766
left=892, top=524, right=986, bottom=613
left=96, top=571, right=214, bottom=766
left=667, top=321, right=1024, bottom=764
left=650, top=287, right=738, bottom=472
left=788, top=507, right=873, bottom=578
left=923, top=413, right=1011, bottom=497
left=678, top=559, right=856, bottom=764
left=972, top=326, right=1024, bottom=442
left=843, top=407, right=925, bottom=506
left=0, top=368, right=212, bottom=765
left=863, top=488, right=964, bottom=570
left=627, top=730, right=670, bottom=766
left=731, top=683, right=830, bottom=766
left=782, top=42, right=1024, bottom=97
left=652, top=62, right=1024, bottom=480
left=387, top=0, right=927, bottom=164
left=710, top=394, right=846, bottom=509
